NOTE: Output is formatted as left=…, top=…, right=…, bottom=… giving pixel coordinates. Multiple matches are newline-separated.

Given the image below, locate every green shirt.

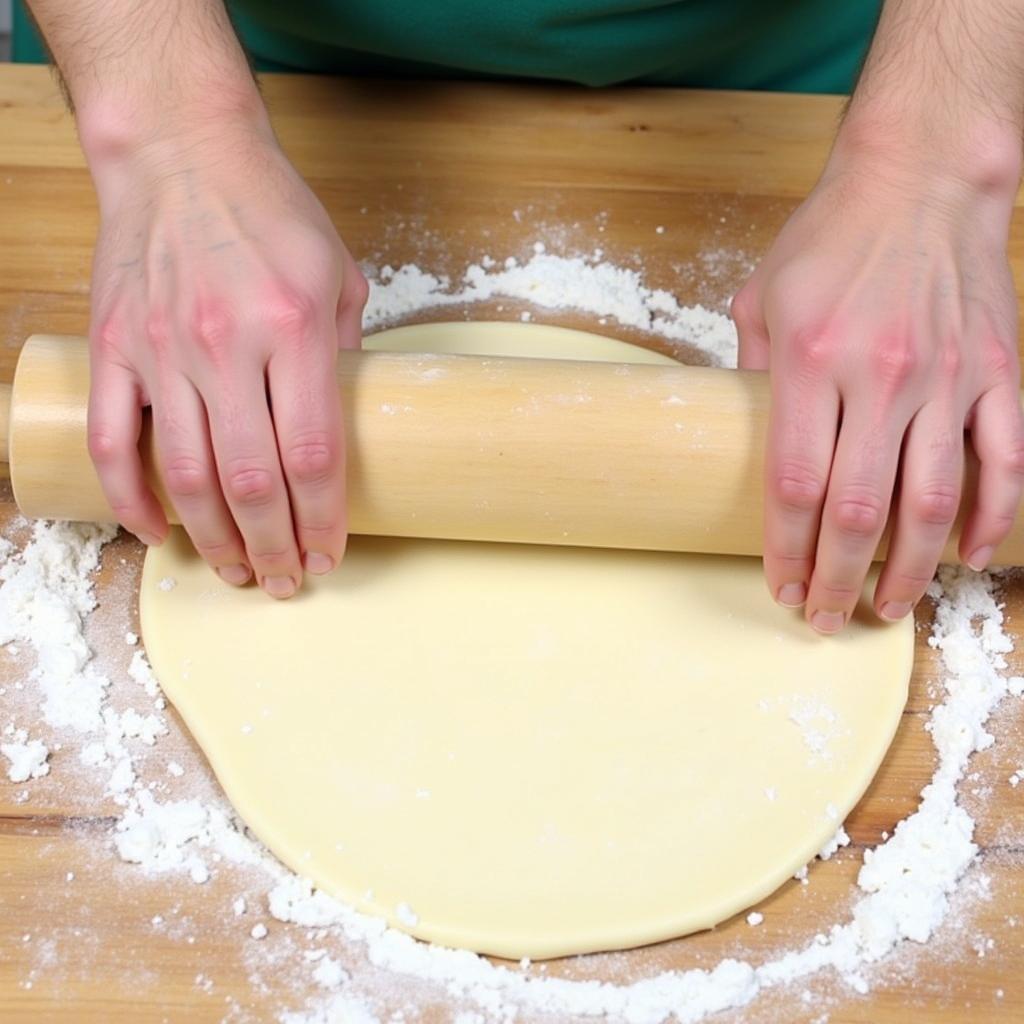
left=15, top=1, right=880, bottom=94
left=229, top=1, right=879, bottom=93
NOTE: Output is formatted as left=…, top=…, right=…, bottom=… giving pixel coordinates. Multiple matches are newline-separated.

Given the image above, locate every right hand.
left=85, top=116, right=367, bottom=598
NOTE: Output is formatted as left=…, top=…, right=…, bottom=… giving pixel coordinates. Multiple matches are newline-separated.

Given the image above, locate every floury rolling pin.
left=1, top=332, right=1021, bottom=565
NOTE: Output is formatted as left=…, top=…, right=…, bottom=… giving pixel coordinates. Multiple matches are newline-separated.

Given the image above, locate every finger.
left=806, top=406, right=907, bottom=633
left=87, top=359, right=167, bottom=546
left=730, top=288, right=770, bottom=371
left=337, top=256, right=368, bottom=351
left=267, top=337, right=347, bottom=575
left=205, top=372, right=303, bottom=599
left=874, top=404, right=963, bottom=620
left=762, top=373, right=840, bottom=611
left=960, top=385, right=1024, bottom=570
left=152, top=373, right=252, bottom=586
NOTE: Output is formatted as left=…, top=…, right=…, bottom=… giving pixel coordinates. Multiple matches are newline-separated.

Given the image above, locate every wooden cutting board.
left=0, top=63, right=1022, bottom=1023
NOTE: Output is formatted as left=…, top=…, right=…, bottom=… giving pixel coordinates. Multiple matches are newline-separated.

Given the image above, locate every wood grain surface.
left=1, top=64, right=1022, bottom=1023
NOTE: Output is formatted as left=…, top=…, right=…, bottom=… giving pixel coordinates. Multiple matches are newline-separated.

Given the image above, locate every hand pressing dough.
left=140, top=322, right=913, bottom=960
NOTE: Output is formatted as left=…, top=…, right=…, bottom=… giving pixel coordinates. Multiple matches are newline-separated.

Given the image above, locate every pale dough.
left=140, top=322, right=913, bottom=960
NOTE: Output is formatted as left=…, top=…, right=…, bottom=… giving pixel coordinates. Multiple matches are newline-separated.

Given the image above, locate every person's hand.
left=731, top=136, right=1024, bottom=633
left=85, top=116, right=367, bottom=598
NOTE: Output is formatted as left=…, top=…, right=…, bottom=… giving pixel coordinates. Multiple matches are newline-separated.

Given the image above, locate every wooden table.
left=1, top=63, right=1022, bottom=1023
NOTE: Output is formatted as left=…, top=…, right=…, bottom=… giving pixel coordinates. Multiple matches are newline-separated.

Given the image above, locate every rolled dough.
left=140, top=322, right=913, bottom=960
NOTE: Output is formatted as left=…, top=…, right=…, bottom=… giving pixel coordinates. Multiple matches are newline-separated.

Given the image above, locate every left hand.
left=731, top=141, right=1024, bottom=633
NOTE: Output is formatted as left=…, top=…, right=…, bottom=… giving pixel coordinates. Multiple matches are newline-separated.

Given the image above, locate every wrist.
left=834, top=103, right=1023, bottom=204
left=77, top=72, right=270, bottom=170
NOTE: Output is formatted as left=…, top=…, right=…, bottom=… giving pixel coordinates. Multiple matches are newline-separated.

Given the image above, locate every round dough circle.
left=141, top=321, right=912, bottom=960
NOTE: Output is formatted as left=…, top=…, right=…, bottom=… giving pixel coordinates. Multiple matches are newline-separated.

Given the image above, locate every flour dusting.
left=1, top=729, right=50, bottom=782
left=362, top=252, right=738, bottom=369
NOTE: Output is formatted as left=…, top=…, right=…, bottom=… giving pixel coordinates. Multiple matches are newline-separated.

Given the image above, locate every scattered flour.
left=818, top=826, right=851, bottom=862
left=0, top=520, right=117, bottom=731
left=396, top=903, right=419, bottom=928
left=786, top=697, right=844, bottom=763
left=362, top=252, right=738, bottom=368
left=281, top=993, right=378, bottom=1024
left=1, top=248, right=1021, bottom=1022
left=115, top=789, right=261, bottom=879
left=1, top=730, right=49, bottom=782
left=312, top=955, right=348, bottom=989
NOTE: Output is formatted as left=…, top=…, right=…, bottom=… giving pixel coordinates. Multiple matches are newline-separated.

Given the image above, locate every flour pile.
left=362, top=249, right=739, bottom=368
left=1, top=250, right=1021, bottom=1022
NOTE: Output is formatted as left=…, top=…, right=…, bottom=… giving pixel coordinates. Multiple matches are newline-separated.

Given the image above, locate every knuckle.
left=978, top=507, right=1017, bottom=534
left=283, top=434, right=335, bottom=485
left=163, top=454, right=210, bottom=500
left=872, top=336, right=918, bottom=386
left=891, top=569, right=935, bottom=591
left=998, top=437, right=1024, bottom=477
left=938, top=343, right=963, bottom=379
left=194, top=538, right=239, bottom=562
left=144, top=311, right=172, bottom=352
left=345, top=268, right=370, bottom=311
left=815, top=580, right=861, bottom=603
left=108, top=501, right=144, bottom=525
left=787, top=323, right=836, bottom=375
left=189, top=304, right=237, bottom=360
left=87, top=428, right=124, bottom=466
left=832, top=491, right=886, bottom=537
left=263, top=289, right=318, bottom=345
left=767, top=551, right=812, bottom=569
left=913, top=484, right=960, bottom=526
left=773, top=461, right=828, bottom=513
left=92, top=316, right=126, bottom=359
left=225, top=463, right=276, bottom=507
left=248, top=547, right=294, bottom=566
left=296, top=520, right=336, bottom=539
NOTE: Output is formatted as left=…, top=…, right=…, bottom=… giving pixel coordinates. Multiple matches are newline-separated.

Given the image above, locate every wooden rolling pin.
left=1, top=333, right=1020, bottom=564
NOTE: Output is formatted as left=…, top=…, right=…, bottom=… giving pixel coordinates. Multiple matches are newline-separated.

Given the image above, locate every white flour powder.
left=0, top=519, right=117, bottom=732
left=1, top=729, right=49, bottom=782
left=362, top=252, right=739, bottom=368
left=1, top=250, right=1020, bottom=1023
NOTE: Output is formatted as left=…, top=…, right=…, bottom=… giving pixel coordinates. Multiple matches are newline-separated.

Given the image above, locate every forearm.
left=25, top=0, right=265, bottom=159
left=841, top=0, right=1024, bottom=191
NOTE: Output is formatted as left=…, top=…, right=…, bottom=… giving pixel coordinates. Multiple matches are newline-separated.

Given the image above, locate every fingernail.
left=218, top=564, right=252, bottom=586
left=777, top=582, right=807, bottom=608
left=304, top=552, right=335, bottom=576
left=811, top=610, right=846, bottom=634
left=879, top=601, right=913, bottom=622
left=967, top=546, right=994, bottom=572
left=263, top=575, right=296, bottom=599
left=135, top=530, right=164, bottom=547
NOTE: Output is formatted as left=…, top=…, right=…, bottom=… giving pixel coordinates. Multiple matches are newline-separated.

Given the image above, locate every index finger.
left=267, top=338, right=347, bottom=576
left=762, top=368, right=840, bottom=611
left=87, top=358, right=168, bottom=546
left=204, top=372, right=304, bottom=599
